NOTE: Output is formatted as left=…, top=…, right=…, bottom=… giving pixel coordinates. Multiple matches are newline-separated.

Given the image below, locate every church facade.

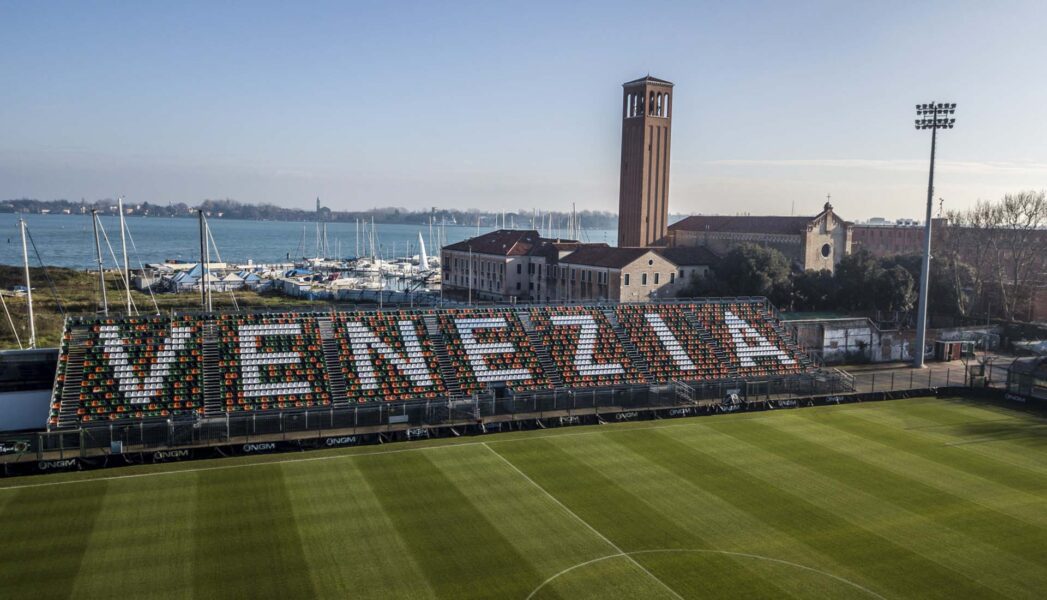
left=668, top=202, right=852, bottom=272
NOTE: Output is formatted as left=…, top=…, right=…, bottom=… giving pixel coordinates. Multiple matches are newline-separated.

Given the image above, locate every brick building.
left=554, top=246, right=715, bottom=303
left=850, top=218, right=946, bottom=257
left=440, top=230, right=586, bottom=303
left=668, top=201, right=852, bottom=272
left=441, top=230, right=717, bottom=304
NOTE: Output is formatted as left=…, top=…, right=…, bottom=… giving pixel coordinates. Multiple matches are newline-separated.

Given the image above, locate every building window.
left=624, top=274, right=630, bottom=286
left=516, top=282, right=521, bottom=290
left=670, top=272, right=675, bottom=284
left=641, top=273, right=648, bottom=286
left=654, top=273, right=660, bottom=285
left=821, top=243, right=832, bottom=258
left=517, top=264, right=522, bottom=274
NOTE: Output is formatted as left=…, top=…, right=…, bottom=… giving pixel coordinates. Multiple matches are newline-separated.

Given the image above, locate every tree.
left=875, top=265, right=916, bottom=312
left=710, top=244, right=793, bottom=305
left=834, top=249, right=884, bottom=311
left=791, top=269, right=835, bottom=311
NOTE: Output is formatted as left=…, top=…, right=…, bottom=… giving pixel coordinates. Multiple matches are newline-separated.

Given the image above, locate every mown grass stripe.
left=427, top=445, right=619, bottom=579
left=770, top=411, right=1047, bottom=530
left=72, top=475, right=197, bottom=598
left=282, top=458, right=438, bottom=599
left=711, top=418, right=1047, bottom=595
left=612, top=428, right=1003, bottom=599
left=192, top=465, right=317, bottom=598
left=0, top=480, right=108, bottom=598
left=355, top=449, right=552, bottom=599
left=494, top=437, right=798, bottom=598
left=800, top=406, right=1047, bottom=495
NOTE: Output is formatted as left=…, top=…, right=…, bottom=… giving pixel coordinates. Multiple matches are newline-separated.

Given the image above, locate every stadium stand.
left=333, top=310, right=446, bottom=402
left=614, top=303, right=730, bottom=382
left=528, top=306, right=646, bottom=388
left=216, top=312, right=331, bottom=412
left=47, top=300, right=815, bottom=428
left=436, top=307, right=553, bottom=395
left=50, top=315, right=202, bottom=425
left=694, top=301, right=807, bottom=378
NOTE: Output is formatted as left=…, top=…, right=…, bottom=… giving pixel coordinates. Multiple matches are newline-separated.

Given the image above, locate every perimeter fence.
left=7, top=371, right=855, bottom=462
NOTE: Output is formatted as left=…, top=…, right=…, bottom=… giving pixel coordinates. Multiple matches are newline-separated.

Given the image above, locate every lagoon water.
left=0, top=213, right=618, bottom=270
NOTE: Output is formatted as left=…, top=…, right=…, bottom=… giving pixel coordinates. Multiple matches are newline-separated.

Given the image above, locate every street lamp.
left=912, top=101, right=957, bottom=368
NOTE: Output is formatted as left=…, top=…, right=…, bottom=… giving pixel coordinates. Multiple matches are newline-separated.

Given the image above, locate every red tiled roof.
left=654, top=246, right=719, bottom=266
left=669, top=215, right=816, bottom=235
left=560, top=247, right=653, bottom=269
left=443, top=230, right=579, bottom=257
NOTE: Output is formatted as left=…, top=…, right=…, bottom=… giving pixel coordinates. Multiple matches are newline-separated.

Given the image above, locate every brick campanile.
left=617, top=75, right=673, bottom=248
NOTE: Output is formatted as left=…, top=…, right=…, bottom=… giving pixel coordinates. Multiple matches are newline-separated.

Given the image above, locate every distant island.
left=2, top=197, right=635, bottom=230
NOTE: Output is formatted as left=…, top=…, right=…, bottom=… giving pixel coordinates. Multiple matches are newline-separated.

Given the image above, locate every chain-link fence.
left=3, top=364, right=987, bottom=470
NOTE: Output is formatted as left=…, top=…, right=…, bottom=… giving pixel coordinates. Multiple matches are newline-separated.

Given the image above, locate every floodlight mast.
left=912, top=102, right=957, bottom=368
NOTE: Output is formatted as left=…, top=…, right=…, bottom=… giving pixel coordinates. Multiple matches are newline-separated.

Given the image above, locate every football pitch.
left=2, top=396, right=1046, bottom=599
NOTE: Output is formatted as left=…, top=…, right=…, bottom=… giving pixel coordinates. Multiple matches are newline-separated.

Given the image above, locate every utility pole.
left=19, top=218, right=35, bottom=348
left=92, top=210, right=108, bottom=316
left=912, top=101, right=957, bottom=368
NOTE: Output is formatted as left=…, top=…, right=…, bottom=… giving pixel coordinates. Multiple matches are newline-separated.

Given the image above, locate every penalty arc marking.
left=525, top=549, right=887, bottom=600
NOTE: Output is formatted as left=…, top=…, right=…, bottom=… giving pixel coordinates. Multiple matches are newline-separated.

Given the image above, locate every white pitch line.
left=526, top=549, right=887, bottom=600
left=481, top=442, right=686, bottom=600
left=0, top=419, right=706, bottom=491
left=0, top=402, right=870, bottom=492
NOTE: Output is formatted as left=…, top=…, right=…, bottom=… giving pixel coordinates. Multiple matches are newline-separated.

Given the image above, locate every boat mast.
left=92, top=210, right=108, bottom=316
left=198, top=209, right=211, bottom=311
left=19, top=218, right=36, bottom=348
left=117, top=197, right=133, bottom=314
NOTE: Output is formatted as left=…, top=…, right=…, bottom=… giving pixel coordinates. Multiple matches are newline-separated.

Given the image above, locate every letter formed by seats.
left=643, top=313, right=696, bottom=371
left=455, top=317, right=532, bottom=383
left=724, top=310, right=795, bottom=367
left=239, top=324, right=313, bottom=398
left=549, top=314, right=625, bottom=377
left=345, top=320, right=434, bottom=390
left=100, top=325, right=192, bottom=404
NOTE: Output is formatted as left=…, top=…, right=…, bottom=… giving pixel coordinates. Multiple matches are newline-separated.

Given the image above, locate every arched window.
left=656, top=93, right=663, bottom=116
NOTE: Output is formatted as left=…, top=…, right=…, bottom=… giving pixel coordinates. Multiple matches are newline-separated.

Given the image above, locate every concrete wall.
left=787, top=318, right=910, bottom=364
left=0, top=390, right=50, bottom=432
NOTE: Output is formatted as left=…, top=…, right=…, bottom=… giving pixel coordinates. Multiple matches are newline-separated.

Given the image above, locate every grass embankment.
left=1, top=397, right=1045, bottom=598
left=0, top=265, right=327, bottom=349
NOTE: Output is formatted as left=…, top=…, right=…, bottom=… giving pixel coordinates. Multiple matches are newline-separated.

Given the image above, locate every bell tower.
left=617, top=75, right=673, bottom=247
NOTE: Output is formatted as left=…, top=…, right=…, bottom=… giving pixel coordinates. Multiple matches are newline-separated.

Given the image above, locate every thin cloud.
left=705, top=159, right=1047, bottom=176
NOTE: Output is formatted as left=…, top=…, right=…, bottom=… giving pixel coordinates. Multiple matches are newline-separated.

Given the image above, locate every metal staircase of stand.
left=423, top=315, right=463, bottom=397
left=201, top=321, right=224, bottom=417
left=317, top=316, right=350, bottom=407
left=55, top=327, right=91, bottom=428
left=601, top=308, right=654, bottom=383
left=758, top=309, right=814, bottom=369
left=515, top=310, right=563, bottom=388
left=683, top=309, right=738, bottom=378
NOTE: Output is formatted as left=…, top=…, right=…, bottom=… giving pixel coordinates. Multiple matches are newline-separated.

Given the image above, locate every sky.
left=1, top=0, right=1045, bottom=220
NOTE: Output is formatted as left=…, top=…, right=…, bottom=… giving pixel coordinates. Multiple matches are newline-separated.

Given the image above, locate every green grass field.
left=2, top=396, right=1046, bottom=599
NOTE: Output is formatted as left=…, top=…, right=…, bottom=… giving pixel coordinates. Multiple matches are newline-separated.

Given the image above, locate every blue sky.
left=1, top=0, right=1044, bottom=220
